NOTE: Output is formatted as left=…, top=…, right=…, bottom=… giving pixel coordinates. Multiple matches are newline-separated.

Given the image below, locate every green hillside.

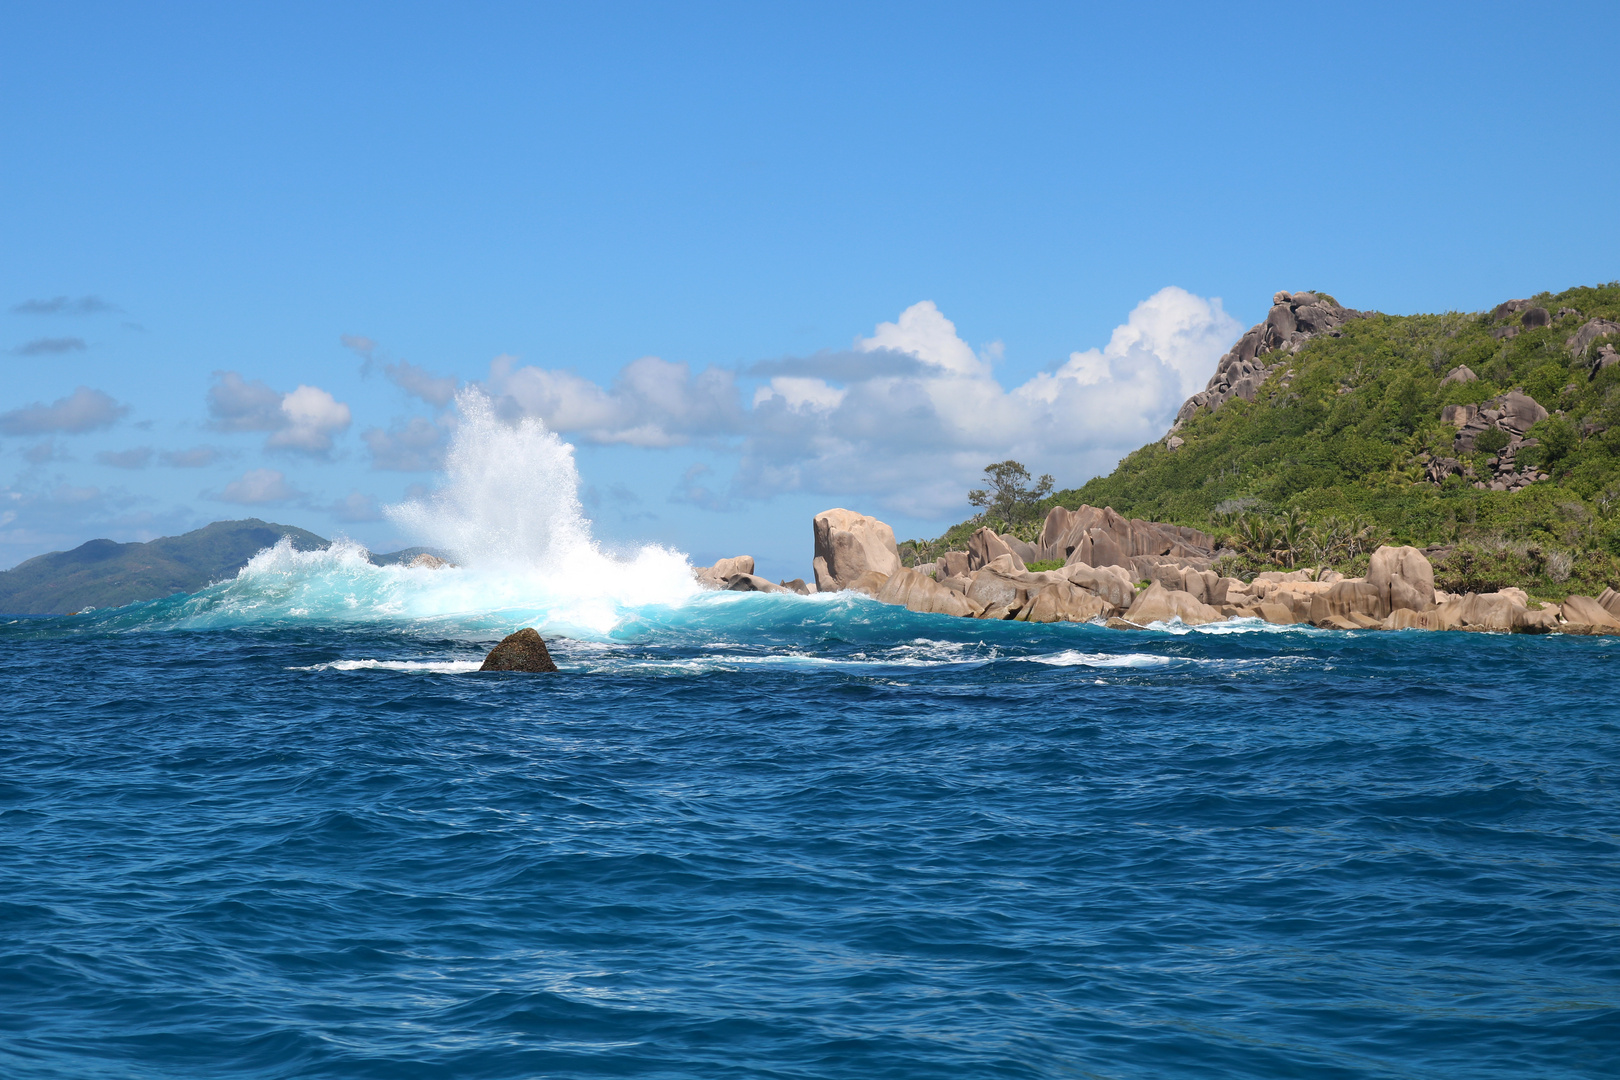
left=0, top=519, right=330, bottom=615
left=926, top=283, right=1620, bottom=598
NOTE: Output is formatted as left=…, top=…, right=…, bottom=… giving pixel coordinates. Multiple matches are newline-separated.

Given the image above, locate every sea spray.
left=386, top=389, right=597, bottom=572
left=138, top=390, right=706, bottom=638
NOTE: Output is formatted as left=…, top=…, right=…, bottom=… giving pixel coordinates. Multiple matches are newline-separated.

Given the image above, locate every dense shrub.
left=925, top=282, right=1620, bottom=595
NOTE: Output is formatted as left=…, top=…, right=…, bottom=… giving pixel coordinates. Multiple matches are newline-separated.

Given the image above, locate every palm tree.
left=1275, top=508, right=1314, bottom=569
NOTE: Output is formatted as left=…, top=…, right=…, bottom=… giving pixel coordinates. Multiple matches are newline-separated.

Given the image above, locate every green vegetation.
left=1025, top=559, right=1065, bottom=573
left=899, top=460, right=1051, bottom=566
left=920, top=283, right=1620, bottom=597
left=967, top=460, right=1054, bottom=526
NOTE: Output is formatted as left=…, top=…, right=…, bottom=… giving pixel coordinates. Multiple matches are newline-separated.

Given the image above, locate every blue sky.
left=3, top=1, right=1617, bottom=581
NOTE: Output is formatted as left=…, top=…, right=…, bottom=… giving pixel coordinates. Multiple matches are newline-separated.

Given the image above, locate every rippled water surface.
left=3, top=594, right=1618, bottom=1079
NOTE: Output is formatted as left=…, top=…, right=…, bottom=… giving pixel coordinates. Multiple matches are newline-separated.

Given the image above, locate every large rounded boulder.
left=1367, top=545, right=1435, bottom=613
left=812, top=509, right=901, bottom=592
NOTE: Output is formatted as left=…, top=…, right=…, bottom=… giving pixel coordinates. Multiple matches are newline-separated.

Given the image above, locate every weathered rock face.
left=1561, top=595, right=1620, bottom=633
left=1567, top=317, right=1620, bottom=361
left=844, top=570, right=892, bottom=597
left=966, top=569, right=1029, bottom=616
left=1441, top=392, right=1553, bottom=491
left=479, top=628, right=559, bottom=673
left=693, top=555, right=755, bottom=589
left=1021, top=583, right=1112, bottom=624
left=1367, top=546, right=1435, bottom=613
left=1496, top=391, right=1549, bottom=434
left=1063, top=563, right=1137, bottom=610
left=1036, top=504, right=1213, bottom=570
left=1123, top=582, right=1223, bottom=626
left=876, top=567, right=982, bottom=617
left=1601, top=588, right=1620, bottom=620
left=1440, top=365, right=1478, bottom=387
left=724, top=573, right=790, bottom=594
left=967, top=527, right=1026, bottom=572
left=407, top=552, right=450, bottom=569
left=1168, top=290, right=1364, bottom=436
left=779, top=578, right=813, bottom=595
left=813, top=509, right=901, bottom=592
left=1307, top=580, right=1389, bottom=625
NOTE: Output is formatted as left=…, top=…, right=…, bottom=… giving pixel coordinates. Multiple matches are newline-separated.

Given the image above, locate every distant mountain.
left=0, top=517, right=455, bottom=616
left=0, top=519, right=332, bottom=615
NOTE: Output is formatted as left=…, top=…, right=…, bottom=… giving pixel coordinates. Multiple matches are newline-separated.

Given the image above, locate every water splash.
left=386, top=389, right=598, bottom=572
left=110, top=391, right=709, bottom=638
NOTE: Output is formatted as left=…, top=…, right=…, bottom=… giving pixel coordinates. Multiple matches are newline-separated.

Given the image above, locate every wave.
left=26, top=390, right=1378, bottom=646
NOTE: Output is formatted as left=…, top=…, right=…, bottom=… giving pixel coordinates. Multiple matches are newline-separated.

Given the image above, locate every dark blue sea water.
left=4, top=584, right=1619, bottom=1078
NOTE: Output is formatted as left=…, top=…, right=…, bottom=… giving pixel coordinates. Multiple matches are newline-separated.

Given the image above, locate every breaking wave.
left=105, top=390, right=716, bottom=639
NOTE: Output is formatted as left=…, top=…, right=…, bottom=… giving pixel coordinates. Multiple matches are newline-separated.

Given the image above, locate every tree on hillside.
left=968, top=460, right=1054, bottom=526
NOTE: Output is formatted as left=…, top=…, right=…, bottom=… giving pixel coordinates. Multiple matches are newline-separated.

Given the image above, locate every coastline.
left=694, top=505, right=1620, bottom=637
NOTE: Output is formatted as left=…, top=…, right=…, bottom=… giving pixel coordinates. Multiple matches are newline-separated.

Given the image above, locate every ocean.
left=2, top=399, right=1617, bottom=1078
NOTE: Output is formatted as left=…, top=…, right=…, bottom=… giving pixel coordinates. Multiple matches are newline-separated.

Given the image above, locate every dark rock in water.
left=480, top=628, right=559, bottom=673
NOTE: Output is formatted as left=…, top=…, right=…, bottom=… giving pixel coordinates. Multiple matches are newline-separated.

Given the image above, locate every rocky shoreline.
left=695, top=506, right=1620, bottom=635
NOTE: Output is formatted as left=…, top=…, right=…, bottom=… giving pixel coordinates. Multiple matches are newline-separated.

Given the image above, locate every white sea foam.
left=291, top=659, right=486, bottom=674
left=1028, top=651, right=1175, bottom=668
left=166, top=389, right=706, bottom=638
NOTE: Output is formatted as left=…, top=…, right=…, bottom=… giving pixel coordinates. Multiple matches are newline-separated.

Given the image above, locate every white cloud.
left=1033, top=286, right=1244, bottom=402
left=214, top=468, right=300, bottom=505
left=269, top=385, right=351, bottom=454
left=732, top=290, right=1239, bottom=515
left=0, top=386, right=127, bottom=437
left=0, top=386, right=129, bottom=435
left=208, top=373, right=352, bottom=456
left=207, top=372, right=285, bottom=431
left=489, top=353, right=740, bottom=447
left=467, top=288, right=1240, bottom=519
left=856, top=300, right=992, bottom=378
left=751, top=376, right=845, bottom=412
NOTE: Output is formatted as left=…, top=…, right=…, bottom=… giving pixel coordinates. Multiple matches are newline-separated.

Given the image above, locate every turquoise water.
left=2, top=571, right=1617, bottom=1078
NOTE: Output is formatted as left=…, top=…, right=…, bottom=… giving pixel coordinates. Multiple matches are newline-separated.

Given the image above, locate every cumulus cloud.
left=207, top=372, right=352, bottom=455
left=213, top=468, right=301, bottom=505
left=480, top=287, right=1240, bottom=518
left=362, top=416, right=449, bottom=471
left=95, top=447, right=153, bottom=469
left=160, top=446, right=226, bottom=468
left=207, top=372, right=285, bottom=432
left=14, top=337, right=87, bottom=356
left=11, top=295, right=118, bottom=316
left=488, top=353, right=741, bottom=447
left=0, top=386, right=129, bottom=436
left=269, top=385, right=352, bottom=453
left=733, top=288, right=1240, bottom=514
